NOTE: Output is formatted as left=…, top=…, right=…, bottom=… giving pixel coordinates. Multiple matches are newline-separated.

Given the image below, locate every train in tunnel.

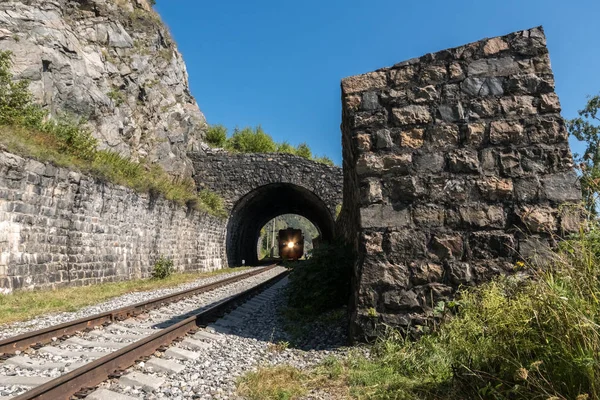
left=278, top=228, right=304, bottom=260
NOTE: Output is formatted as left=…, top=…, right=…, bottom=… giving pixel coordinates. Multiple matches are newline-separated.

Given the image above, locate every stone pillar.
left=340, top=27, right=582, bottom=340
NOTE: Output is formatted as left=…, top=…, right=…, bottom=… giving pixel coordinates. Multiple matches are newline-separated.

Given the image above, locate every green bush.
left=205, top=124, right=227, bottom=147
left=204, top=123, right=337, bottom=166
left=295, top=142, right=312, bottom=159
left=276, top=141, right=296, bottom=155
left=0, top=50, right=226, bottom=218
left=226, top=126, right=277, bottom=153
left=151, top=256, right=174, bottom=279
left=310, top=228, right=600, bottom=399
left=286, top=240, right=354, bottom=316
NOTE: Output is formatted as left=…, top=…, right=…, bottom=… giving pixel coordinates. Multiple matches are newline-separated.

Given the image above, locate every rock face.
left=0, top=0, right=206, bottom=177
left=339, top=27, right=582, bottom=340
left=0, top=150, right=226, bottom=293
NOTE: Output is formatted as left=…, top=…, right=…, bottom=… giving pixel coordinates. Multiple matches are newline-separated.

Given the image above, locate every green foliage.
left=567, top=94, right=600, bottom=215
left=0, top=50, right=225, bottom=218
left=295, top=142, right=312, bottom=159
left=226, top=126, right=277, bottom=153
left=198, top=189, right=227, bottom=218
left=204, top=124, right=336, bottom=166
left=276, top=141, right=296, bottom=154
left=151, top=256, right=174, bottom=279
left=314, top=155, right=334, bottom=166
left=259, top=214, right=320, bottom=259
left=205, top=124, right=227, bottom=147
left=299, top=229, right=600, bottom=399
left=0, top=51, right=44, bottom=126
left=286, top=240, right=354, bottom=316
left=107, top=87, right=126, bottom=106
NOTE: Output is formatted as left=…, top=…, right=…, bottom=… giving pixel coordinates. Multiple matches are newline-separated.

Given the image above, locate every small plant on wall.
left=151, top=256, right=173, bottom=279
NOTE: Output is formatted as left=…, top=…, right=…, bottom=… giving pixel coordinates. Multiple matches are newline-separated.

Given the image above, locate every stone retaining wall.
left=0, top=150, right=226, bottom=293
left=340, top=27, right=582, bottom=340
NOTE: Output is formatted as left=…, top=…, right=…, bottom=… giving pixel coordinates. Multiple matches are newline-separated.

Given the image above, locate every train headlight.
left=287, top=242, right=294, bottom=248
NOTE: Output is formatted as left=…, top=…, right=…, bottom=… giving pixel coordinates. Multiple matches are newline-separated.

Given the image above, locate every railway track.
left=0, top=265, right=288, bottom=400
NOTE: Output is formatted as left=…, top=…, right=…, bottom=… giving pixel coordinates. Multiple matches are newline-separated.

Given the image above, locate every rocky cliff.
left=0, top=0, right=206, bottom=178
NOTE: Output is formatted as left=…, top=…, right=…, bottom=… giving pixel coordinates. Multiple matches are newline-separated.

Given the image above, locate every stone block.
left=467, top=57, right=520, bottom=77
left=461, top=76, right=504, bottom=96
left=390, top=66, right=417, bottom=86
left=361, top=92, right=380, bottom=110
left=360, top=205, right=412, bottom=228
left=429, top=123, right=459, bottom=148
left=517, top=206, right=557, bottom=233
left=392, top=105, right=432, bottom=126
left=518, top=236, right=553, bottom=265
left=414, top=152, right=445, bottom=173
left=382, top=153, right=412, bottom=173
left=420, top=65, right=447, bottom=84
left=383, top=230, right=428, bottom=263
left=356, top=153, right=384, bottom=176
left=447, top=149, right=479, bottom=174
left=429, top=235, right=463, bottom=261
left=483, top=37, right=509, bottom=55
left=477, top=177, right=513, bottom=201
left=447, top=261, right=473, bottom=285
left=514, top=176, right=541, bottom=203
left=352, top=110, right=388, bottom=129
left=500, top=95, right=537, bottom=116
left=437, top=103, right=465, bottom=122
left=411, top=261, right=444, bottom=285
left=389, top=176, right=427, bottom=201
left=360, top=179, right=383, bottom=204
left=382, top=289, right=420, bottom=311
left=342, top=71, right=387, bottom=94
left=374, top=129, right=393, bottom=149
left=400, top=128, right=425, bottom=149
left=465, top=122, right=486, bottom=147
left=490, top=120, right=525, bottom=145
left=468, top=98, right=500, bottom=119
left=469, top=231, right=516, bottom=259
left=499, top=150, right=523, bottom=177
left=413, top=85, right=438, bottom=103
left=412, top=204, right=445, bottom=227
left=458, top=204, right=506, bottom=229
left=541, top=171, right=581, bottom=203
left=507, top=73, right=554, bottom=95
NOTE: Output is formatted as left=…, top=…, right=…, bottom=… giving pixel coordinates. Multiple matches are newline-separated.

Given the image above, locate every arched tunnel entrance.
left=226, top=183, right=336, bottom=266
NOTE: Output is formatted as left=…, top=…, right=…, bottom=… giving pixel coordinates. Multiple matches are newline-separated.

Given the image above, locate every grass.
left=0, top=267, right=250, bottom=325
left=237, top=365, right=308, bottom=400
left=0, top=50, right=226, bottom=218
left=237, top=228, right=600, bottom=400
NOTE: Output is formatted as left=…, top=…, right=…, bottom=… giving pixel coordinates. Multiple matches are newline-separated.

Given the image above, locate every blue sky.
left=156, top=0, right=600, bottom=165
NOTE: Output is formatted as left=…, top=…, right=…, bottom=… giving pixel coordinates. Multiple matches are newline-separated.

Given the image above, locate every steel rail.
left=0, top=265, right=277, bottom=355
left=11, top=267, right=289, bottom=400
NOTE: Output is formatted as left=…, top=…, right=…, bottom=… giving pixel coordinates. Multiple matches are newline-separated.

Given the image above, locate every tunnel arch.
left=226, top=183, right=336, bottom=266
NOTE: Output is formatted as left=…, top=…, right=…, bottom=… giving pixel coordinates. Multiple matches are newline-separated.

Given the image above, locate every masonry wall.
left=190, top=149, right=343, bottom=213
left=0, top=150, right=226, bottom=293
left=340, top=27, right=582, bottom=340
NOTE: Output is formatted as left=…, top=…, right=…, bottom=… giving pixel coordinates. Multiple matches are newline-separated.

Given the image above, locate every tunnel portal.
left=226, top=183, right=335, bottom=266
left=191, top=150, right=343, bottom=267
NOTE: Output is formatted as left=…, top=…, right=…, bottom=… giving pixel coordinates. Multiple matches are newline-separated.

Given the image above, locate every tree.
left=205, top=124, right=227, bottom=147
left=0, top=51, right=43, bottom=126
left=314, top=155, right=334, bottom=166
left=226, top=126, right=277, bottom=153
left=567, top=94, right=600, bottom=215
left=295, top=142, right=312, bottom=159
left=276, top=141, right=296, bottom=154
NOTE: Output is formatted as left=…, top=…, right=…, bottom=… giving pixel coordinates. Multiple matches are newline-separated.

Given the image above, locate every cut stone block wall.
left=340, top=27, right=582, bottom=340
left=0, top=151, right=226, bottom=293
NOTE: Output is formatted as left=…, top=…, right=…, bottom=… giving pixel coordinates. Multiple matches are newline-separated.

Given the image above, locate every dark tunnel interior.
left=226, top=183, right=336, bottom=266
